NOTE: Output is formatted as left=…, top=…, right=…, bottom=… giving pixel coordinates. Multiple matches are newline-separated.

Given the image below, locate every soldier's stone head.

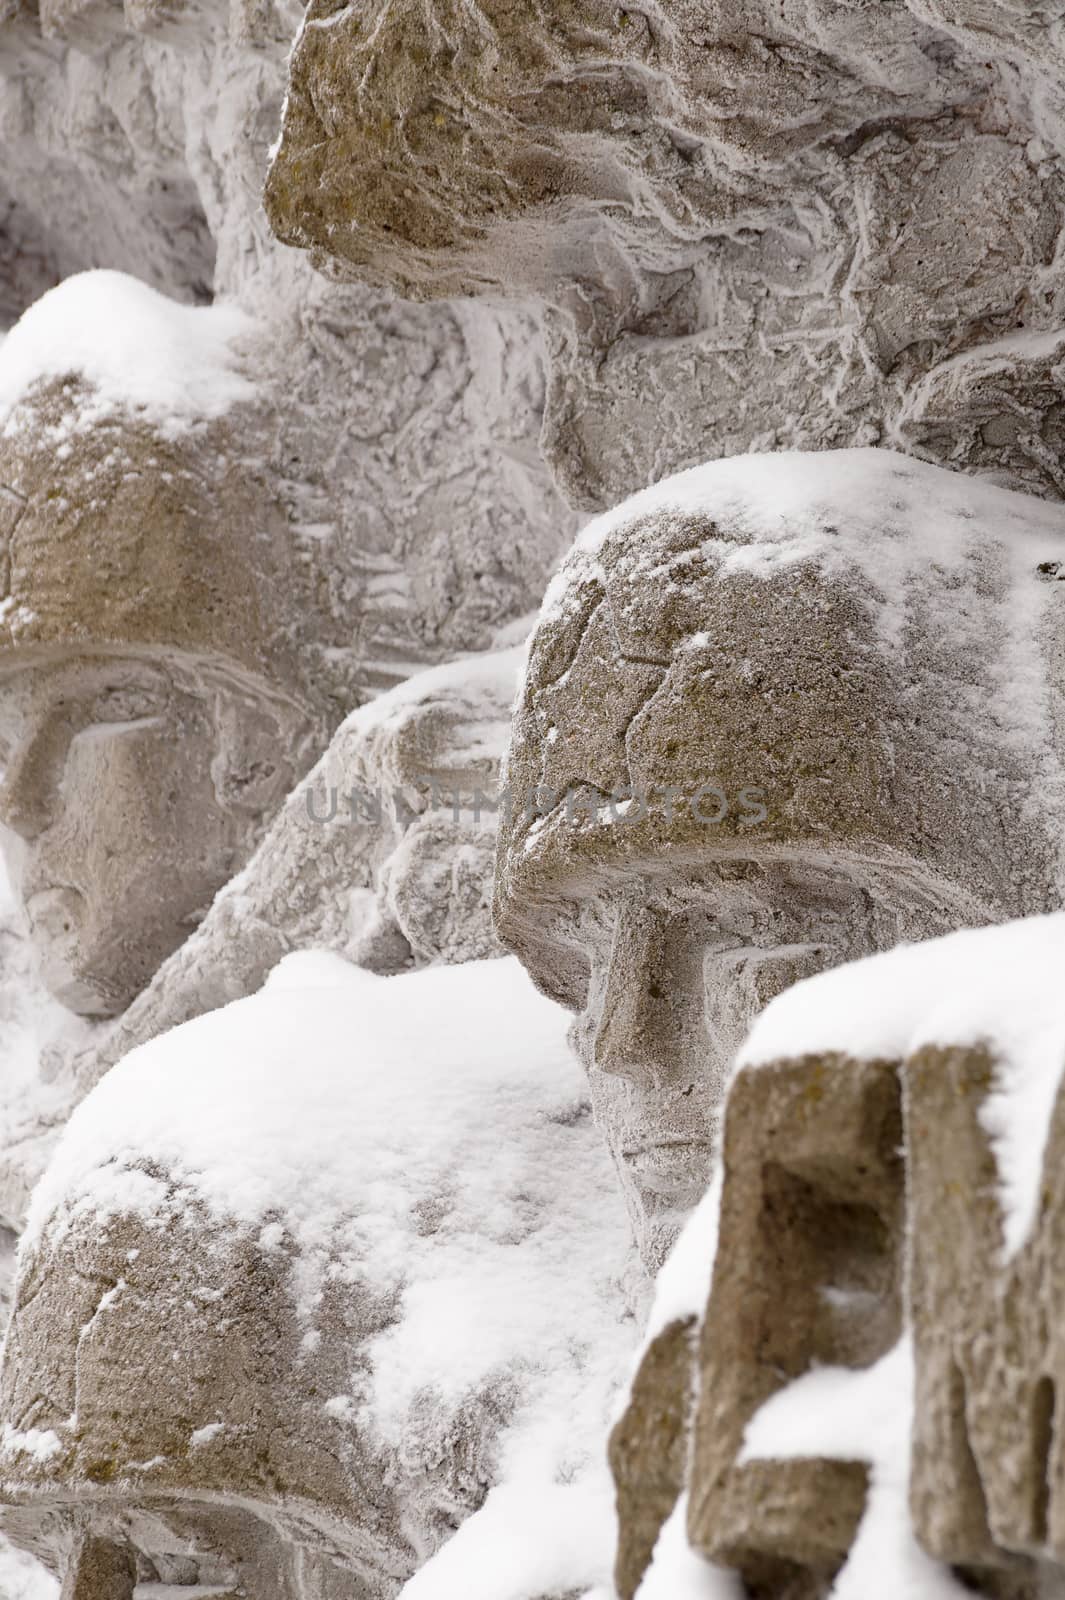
left=0, top=362, right=329, bottom=1016
left=495, top=449, right=1065, bottom=1267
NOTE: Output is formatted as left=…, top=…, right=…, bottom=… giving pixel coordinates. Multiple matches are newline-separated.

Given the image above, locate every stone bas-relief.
left=613, top=914, right=1065, bottom=1600
left=495, top=448, right=1065, bottom=1270
left=0, top=654, right=306, bottom=1017
left=74, top=648, right=519, bottom=1097
left=0, top=956, right=633, bottom=1599
left=688, top=1053, right=903, bottom=1598
left=0, top=0, right=574, bottom=676
left=266, top=0, right=1065, bottom=511
left=4, top=0, right=1065, bottom=1587
left=0, top=361, right=346, bottom=1017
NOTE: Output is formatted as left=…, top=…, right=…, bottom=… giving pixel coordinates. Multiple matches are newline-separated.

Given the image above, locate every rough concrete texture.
left=495, top=448, right=1065, bottom=1268
left=608, top=1313, right=697, bottom=1600
left=607, top=1045, right=907, bottom=1600
left=0, top=1194, right=415, bottom=1597
left=0, top=958, right=631, bottom=1599
left=59, top=1532, right=136, bottom=1600
left=0, top=374, right=342, bottom=705
left=0, top=0, right=573, bottom=672
left=907, top=1040, right=1065, bottom=1594
left=608, top=918, right=1065, bottom=1599
left=0, top=375, right=343, bottom=1017
left=70, top=649, right=517, bottom=1097
left=688, top=1053, right=902, bottom=1595
left=265, top=1, right=1065, bottom=510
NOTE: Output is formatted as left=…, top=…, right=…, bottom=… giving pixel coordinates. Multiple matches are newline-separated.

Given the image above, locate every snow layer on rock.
left=0, top=1538, right=57, bottom=1600
left=639, top=1174, right=723, bottom=1353
left=25, top=953, right=635, bottom=1588
left=534, top=452, right=1065, bottom=837
left=635, top=1495, right=741, bottom=1600
left=571, top=447, right=1065, bottom=582
left=742, top=1340, right=968, bottom=1600
left=739, top=912, right=1065, bottom=1256
left=557, top=448, right=1058, bottom=707
left=399, top=1477, right=617, bottom=1600
left=0, top=270, right=255, bottom=435
left=0, top=858, right=96, bottom=1235
left=341, top=644, right=523, bottom=745
left=624, top=914, right=1065, bottom=1595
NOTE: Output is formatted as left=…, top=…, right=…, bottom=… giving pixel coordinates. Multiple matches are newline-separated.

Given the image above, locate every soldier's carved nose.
left=593, top=907, right=689, bottom=1089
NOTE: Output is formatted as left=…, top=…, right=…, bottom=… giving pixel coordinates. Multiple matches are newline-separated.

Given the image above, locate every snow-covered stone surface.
left=266, top=0, right=1065, bottom=510
left=497, top=446, right=1065, bottom=1271
left=0, top=954, right=635, bottom=1595
left=5, top=0, right=1065, bottom=1593
left=0, top=269, right=256, bottom=431
left=740, top=909, right=1065, bottom=1257
left=73, top=647, right=522, bottom=1096
left=617, top=912, right=1065, bottom=1600
left=0, top=6, right=574, bottom=679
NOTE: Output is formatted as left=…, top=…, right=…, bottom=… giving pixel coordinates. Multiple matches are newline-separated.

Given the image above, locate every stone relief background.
left=2, top=0, right=1065, bottom=1596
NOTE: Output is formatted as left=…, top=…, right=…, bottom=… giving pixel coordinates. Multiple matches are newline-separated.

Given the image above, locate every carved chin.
left=26, top=888, right=121, bottom=1016
left=620, top=1139, right=715, bottom=1203
left=36, top=950, right=114, bottom=1016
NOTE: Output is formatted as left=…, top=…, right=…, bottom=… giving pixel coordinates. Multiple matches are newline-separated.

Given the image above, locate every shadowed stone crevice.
left=60, top=1533, right=136, bottom=1600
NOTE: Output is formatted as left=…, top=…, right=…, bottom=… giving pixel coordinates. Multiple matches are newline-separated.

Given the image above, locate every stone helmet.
left=0, top=274, right=360, bottom=1013
left=494, top=447, right=1065, bottom=1012
left=0, top=377, right=322, bottom=729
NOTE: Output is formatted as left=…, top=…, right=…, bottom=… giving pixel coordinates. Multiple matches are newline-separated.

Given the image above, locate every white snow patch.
left=635, top=1495, right=741, bottom=1599
left=25, top=954, right=636, bottom=1593
left=742, top=1339, right=969, bottom=1600
left=0, top=1539, right=57, bottom=1600
left=398, top=1478, right=617, bottom=1600
left=1, top=1425, right=62, bottom=1463
left=189, top=1422, right=225, bottom=1448
left=323, top=1395, right=355, bottom=1422
left=739, top=912, right=1065, bottom=1256
left=0, top=271, right=256, bottom=435
left=338, top=645, right=523, bottom=743
left=641, top=1170, right=723, bottom=1351
left=572, top=448, right=1065, bottom=576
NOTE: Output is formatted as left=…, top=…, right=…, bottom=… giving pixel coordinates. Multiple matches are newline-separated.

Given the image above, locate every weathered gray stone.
left=608, top=1314, right=696, bottom=1600
left=907, top=1039, right=1065, bottom=1594
left=72, top=650, right=517, bottom=1096
left=0, top=373, right=341, bottom=1017
left=688, top=1053, right=902, bottom=1593
left=496, top=449, right=1065, bottom=1269
left=264, top=0, right=1065, bottom=511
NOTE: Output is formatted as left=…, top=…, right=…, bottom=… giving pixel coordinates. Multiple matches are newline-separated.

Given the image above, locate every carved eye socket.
left=90, top=684, right=168, bottom=724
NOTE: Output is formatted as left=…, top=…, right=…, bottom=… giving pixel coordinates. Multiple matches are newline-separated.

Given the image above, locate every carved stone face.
left=0, top=654, right=300, bottom=1016
left=496, top=452, right=1065, bottom=1267
left=525, top=835, right=934, bottom=1268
